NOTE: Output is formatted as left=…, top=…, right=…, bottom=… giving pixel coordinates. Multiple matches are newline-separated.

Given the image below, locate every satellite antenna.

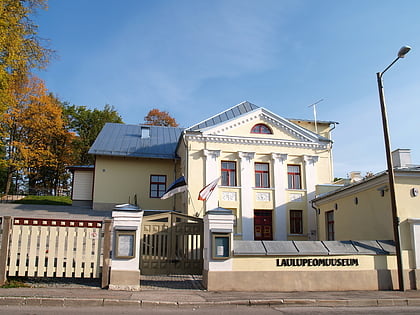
left=308, top=99, right=324, bottom=134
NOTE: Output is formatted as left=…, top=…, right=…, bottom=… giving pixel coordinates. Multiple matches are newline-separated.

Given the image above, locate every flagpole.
left=308, top=99, right=324, bottom=134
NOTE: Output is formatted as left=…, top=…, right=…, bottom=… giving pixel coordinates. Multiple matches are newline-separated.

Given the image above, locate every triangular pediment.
left=187, top=101, right=325, bottom=144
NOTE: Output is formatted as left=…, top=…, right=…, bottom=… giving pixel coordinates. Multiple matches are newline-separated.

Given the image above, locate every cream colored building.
left=312, top=149, right=420, bottom=289
left=85, top=101, right=337, bottom=241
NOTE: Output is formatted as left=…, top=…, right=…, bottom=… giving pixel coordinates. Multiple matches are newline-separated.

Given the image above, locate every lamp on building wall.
left=376, top=45, right=411, bottom=291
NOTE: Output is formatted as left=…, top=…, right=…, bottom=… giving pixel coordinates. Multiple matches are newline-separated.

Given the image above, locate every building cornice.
left=185, top=134, right=328, bottom=149
left=312, top=170, right=420, bottom=206
left=314, top=169, right=420, bottom=206
left=313, top=174, right=389, bottom=205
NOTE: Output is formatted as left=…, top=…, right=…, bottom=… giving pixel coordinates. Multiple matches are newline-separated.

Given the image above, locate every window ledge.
left=220, top=185, right=241, bottom=189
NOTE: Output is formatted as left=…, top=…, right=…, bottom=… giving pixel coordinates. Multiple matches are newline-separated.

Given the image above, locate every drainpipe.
left=311, top=200, right=320, bottom=240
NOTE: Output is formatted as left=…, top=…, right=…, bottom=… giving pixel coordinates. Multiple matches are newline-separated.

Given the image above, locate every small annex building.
left=312, top=149, right=420, bottom=289
left=73, top=101, right=338, bottom=241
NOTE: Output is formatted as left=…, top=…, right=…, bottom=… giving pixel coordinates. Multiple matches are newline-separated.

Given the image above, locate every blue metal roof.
left=187, top=101, right=259, bottom=131
left=88, top=123, right=184, bottom=159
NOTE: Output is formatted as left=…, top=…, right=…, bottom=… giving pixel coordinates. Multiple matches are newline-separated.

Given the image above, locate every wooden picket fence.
left=0, top=216, right=112, bottom=287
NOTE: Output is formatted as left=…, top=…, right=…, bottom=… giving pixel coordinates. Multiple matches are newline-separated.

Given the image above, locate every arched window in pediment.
left=251, top=123, right=272, bottom=134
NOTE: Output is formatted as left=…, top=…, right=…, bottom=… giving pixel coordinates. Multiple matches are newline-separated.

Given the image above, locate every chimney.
left=348, top=171, right=362, bottom=183
left=392, top=149, right=412, bottom=168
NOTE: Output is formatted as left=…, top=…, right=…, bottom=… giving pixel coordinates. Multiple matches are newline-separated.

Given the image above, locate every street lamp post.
left=376, top=45, right=411, bottom=291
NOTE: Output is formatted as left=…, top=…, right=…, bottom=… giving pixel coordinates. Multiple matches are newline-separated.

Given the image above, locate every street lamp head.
left=398, top=46, right=411, bottom=58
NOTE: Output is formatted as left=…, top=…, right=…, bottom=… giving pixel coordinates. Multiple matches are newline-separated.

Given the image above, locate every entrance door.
left=141, top=212, right=203, bottom=275
left=254, top=210, right=273, bottom=240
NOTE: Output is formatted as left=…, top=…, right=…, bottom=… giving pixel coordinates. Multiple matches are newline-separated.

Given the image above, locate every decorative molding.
left=303, top=155, right=319, bottom=165
left=238, top=151, right=255, bottom=161
left=215, top=114, right=259, bottom=134
left=187, top=134, right=328, bottom=149
left=222, top=191, right=237, bottom=201
left=256, top=192, right=270, bottom=201
left=209, top=110, right=316, bottom=143
left=260, top=114, right=309, bottom=142
left=271, top=153, right=288, bottom=163
left=203, top=149, right=221, bottom=159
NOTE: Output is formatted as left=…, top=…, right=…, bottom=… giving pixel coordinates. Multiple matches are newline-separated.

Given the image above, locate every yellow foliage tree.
left=0, top=0, right=52, bottom=112
left=1, top=76, right=75, bottom=194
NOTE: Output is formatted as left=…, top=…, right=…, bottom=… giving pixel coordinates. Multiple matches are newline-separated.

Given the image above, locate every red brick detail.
left=13, top=218, right=102, bottom=228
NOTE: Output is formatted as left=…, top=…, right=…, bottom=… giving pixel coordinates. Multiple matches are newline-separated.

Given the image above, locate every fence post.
left=203, top=208, right=235, bottom=290
left=0, top=216, right=12, bottom=286
left=101, top=219, right=112, bottom=289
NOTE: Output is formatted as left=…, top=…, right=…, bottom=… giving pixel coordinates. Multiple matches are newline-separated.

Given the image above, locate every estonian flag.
left=160, top=176, right=188, bottom=199
left=198, top=177, right=220, bottom=201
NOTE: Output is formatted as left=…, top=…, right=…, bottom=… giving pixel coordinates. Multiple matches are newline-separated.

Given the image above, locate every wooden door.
left=254, top=210, right=273, bottom=240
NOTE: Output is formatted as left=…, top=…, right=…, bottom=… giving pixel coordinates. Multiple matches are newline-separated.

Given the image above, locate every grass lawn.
left=13, top=195, right=72, bottom=205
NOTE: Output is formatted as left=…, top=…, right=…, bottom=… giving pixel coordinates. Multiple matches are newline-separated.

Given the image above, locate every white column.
left=203, top=150, right=221, bottom=211
left=238, top=151, right=255, bottom=240
left=272, top=153, right=288, bottom=240
left=304, top=155, right=319, bottom=240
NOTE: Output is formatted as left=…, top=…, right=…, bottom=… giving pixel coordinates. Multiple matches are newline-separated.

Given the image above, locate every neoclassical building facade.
left=179, top=102, right=336, bottom=241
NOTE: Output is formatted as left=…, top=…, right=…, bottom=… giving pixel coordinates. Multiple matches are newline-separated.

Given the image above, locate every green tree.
left=144, top=108, right=178, bottom=127
left=63, top=104, right=123, bottom=165
left=0, top=0, right=53, bottom=112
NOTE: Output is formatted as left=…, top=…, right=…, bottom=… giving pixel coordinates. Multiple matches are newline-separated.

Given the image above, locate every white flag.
left=198, top=177, right=220, bottom=201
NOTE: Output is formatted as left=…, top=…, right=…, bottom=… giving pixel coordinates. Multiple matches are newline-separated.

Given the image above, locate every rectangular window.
left=255, top=163, right=269, bottom=188
left=289, top=210, right=303, bottom=234
left=150, top=175, right=166, bottom=198
left=221, top=161, right=236, bottom=186
left=288, top=165, right=301, bottom=189
left=326, top=210, right=334, bottom=240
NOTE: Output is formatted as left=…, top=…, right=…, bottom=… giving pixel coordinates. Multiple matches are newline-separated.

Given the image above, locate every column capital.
left=303, top=155, right=319, bottom=166
left=271, top=153, right=288, bottom=163
left=203, top=149, right=221, bottom=159
left=238, top=151, right=255, bottom=161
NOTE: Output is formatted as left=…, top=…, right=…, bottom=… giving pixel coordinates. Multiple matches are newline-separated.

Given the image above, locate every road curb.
left=0, top=296, right=420, bottom=308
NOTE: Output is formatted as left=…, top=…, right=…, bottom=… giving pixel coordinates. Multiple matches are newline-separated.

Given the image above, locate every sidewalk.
left=1, top=275, right=420, bottom=308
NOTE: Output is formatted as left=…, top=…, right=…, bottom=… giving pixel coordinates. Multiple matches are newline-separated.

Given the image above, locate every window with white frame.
left=287, top=164, right=301, bottom=189
left=255, top=162, right=269, bottom=188
left=221, top=161, right=236, bottom=186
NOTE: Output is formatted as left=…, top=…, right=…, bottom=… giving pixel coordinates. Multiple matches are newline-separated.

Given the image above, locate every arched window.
left=251, top=124, right=272, bottom=134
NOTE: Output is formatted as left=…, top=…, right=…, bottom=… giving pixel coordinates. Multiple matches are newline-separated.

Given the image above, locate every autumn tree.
left=144, top=109, right=178, bottom=127
left=63, top=104, right=123, bottom=165
left=0, top=0, right=53, bottom=112
left=0, top=76, right=75, bottom=194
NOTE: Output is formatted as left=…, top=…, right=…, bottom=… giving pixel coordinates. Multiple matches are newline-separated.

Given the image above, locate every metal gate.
left=140, top=212, right=203, bottom=275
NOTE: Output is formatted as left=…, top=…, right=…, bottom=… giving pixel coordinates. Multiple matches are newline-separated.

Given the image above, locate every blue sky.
left=35, top=1, right=420, bottom=178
